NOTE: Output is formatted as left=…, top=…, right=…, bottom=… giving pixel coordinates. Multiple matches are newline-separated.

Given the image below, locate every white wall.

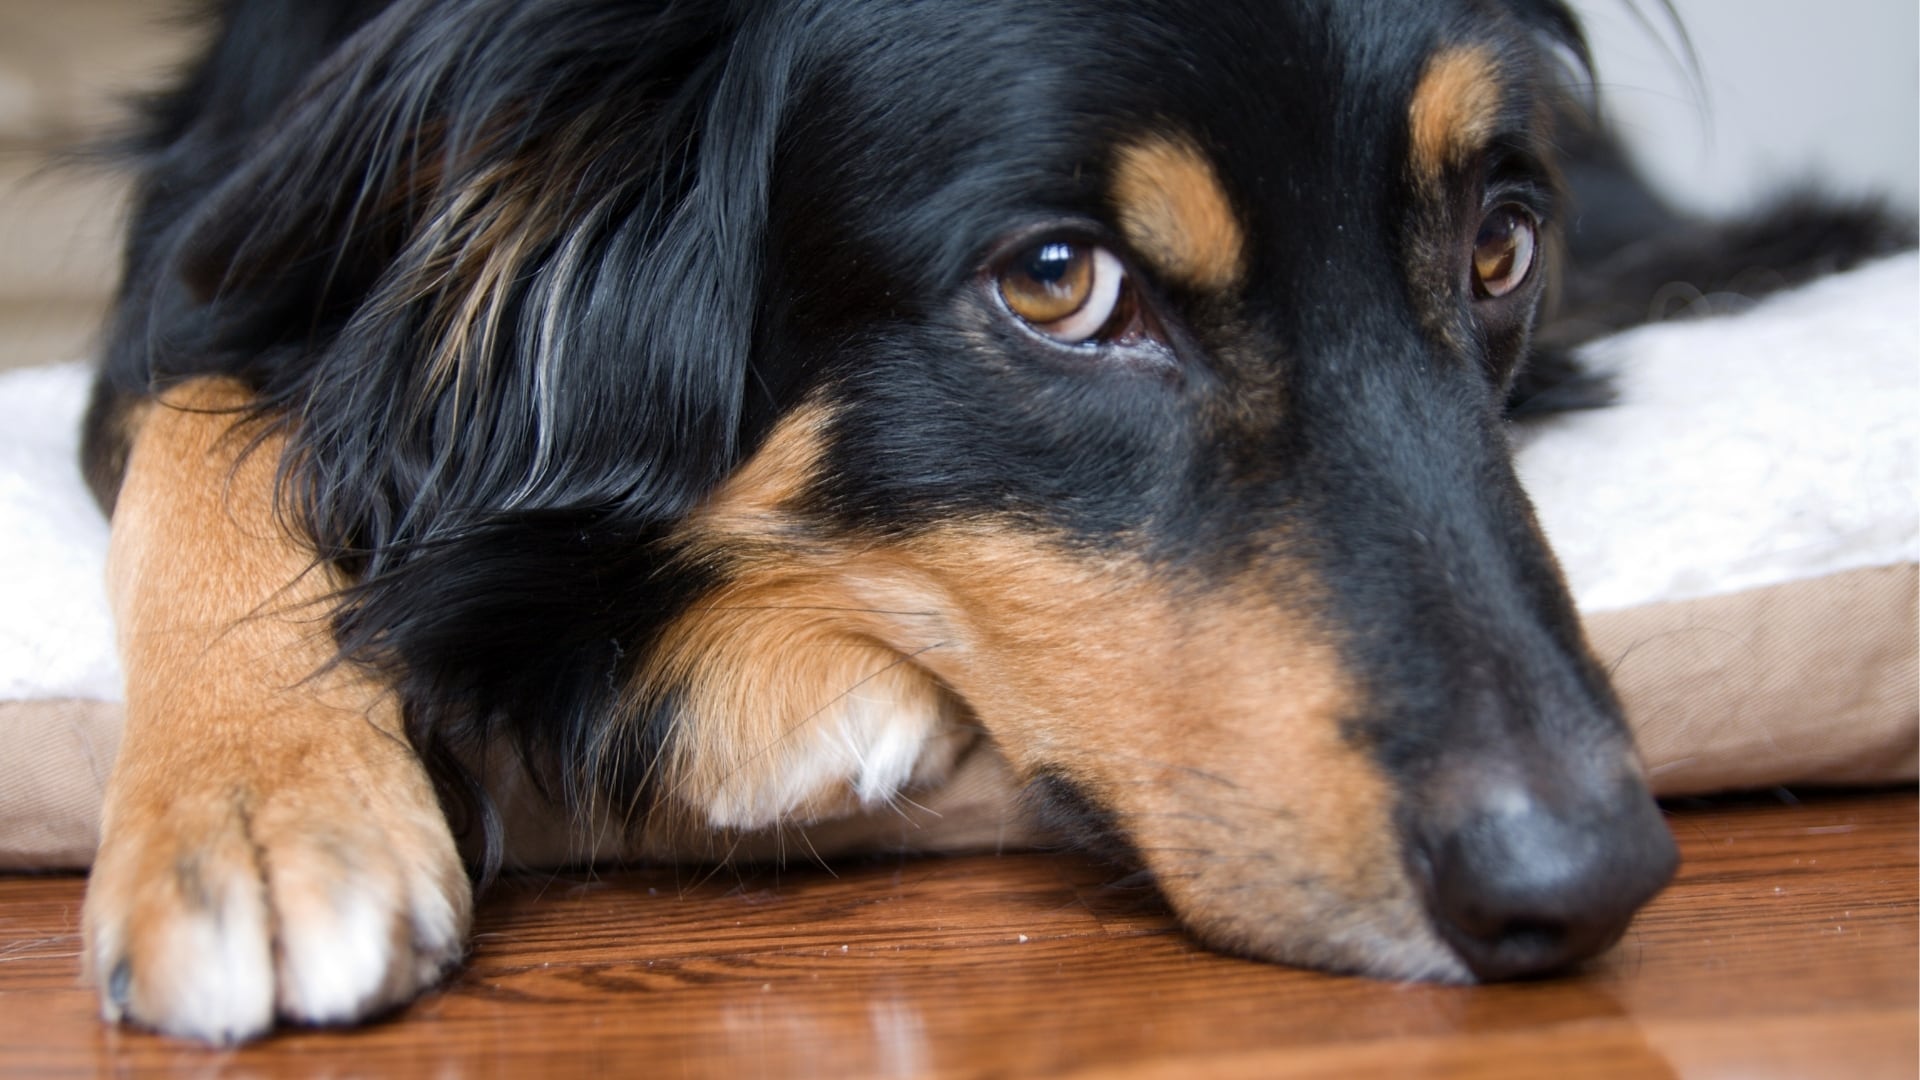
left=1574, top=0, right=1919, bottom=217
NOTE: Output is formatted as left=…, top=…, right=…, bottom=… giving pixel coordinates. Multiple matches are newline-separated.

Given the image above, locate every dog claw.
left=106, top=958, right=131, bottom=1014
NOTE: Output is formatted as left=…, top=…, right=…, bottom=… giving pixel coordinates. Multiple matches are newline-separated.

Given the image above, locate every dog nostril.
left=1422, top=785, right=1678, bottom=981
left=1429, top=849, right=1587, bottom=979
left=1446, top=904, right=1578, bottom=979
left=1492, top=919, right=1568, bottom=960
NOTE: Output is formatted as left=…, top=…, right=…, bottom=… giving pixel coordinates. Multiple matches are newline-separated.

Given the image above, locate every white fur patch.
left=112, top=871, right=277, bottom=1045
left=274, top=856, right=465, bottom=1024
left=695, top=668, right=966, bottom=831
left=275, top=884, right=396, bottom=1024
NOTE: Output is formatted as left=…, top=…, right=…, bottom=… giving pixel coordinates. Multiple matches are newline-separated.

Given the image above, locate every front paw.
left=83, top=745, right=472, bottom=1044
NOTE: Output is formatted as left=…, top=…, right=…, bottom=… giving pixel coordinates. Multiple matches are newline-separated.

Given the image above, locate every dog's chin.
left=1175, top=893, right=1476, bottom=985
left=1130, top=843, right=1474, bottom=984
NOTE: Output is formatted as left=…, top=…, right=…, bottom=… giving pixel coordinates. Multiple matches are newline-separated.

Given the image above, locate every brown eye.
left=1471, top=206, right=1537, bottom=299
left=998, top=241, right=1126, bottom=343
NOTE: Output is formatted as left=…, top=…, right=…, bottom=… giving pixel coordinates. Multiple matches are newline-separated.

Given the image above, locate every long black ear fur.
left=94, top=0, right=822, bottom=876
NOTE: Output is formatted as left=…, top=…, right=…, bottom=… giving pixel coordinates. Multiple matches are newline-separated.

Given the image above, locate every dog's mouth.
left=1007, top=726, right=1676, bottom=984
left=895, top=539, right=1676, bottom=982
left=1013, top=734, right=1674, bottom=980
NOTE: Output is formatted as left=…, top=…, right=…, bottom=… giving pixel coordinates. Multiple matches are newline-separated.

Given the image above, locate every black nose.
left=1418, top=775, right=1677, bottom=980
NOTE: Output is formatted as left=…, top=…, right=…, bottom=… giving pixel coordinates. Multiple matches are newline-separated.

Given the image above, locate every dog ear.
left=169, top=0, right=796, bottom=524
left=144, top=0, right=818, bottom=872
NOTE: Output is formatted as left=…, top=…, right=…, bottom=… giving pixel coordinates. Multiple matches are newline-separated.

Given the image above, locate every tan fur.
left=644, top=571, right=973, bottom=827
left=1409, top=47, right=1504, bottom=182
left=880, top=531, right=1443, bottom=970
left=1112, top=135, right=1247, bottom=291
left=616, top=406, right=974, bottom=833
left=413, top=165, right=550, bottom=400
left=83, top=379, right=469, bottom=1042
left=636, top=407, right=1454, bottom=975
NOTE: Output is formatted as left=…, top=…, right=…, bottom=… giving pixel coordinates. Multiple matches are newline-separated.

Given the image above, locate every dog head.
left=167, top=0, right=1676, bottom=982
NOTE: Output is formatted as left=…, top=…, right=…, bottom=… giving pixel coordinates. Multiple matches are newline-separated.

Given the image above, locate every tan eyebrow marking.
left=1112, top=135, right=1247, bottom=291
left=1409, top=46, right=1505, bottom=182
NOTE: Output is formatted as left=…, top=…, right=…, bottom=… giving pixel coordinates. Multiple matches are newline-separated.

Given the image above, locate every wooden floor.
left=0, top=790, right=1912, bottom=1078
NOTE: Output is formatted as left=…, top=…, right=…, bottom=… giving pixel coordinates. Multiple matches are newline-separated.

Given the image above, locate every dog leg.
left=82, top=380, right=470, bottom=1044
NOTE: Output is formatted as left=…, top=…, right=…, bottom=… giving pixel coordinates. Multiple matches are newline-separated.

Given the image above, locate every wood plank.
left=0, top=790, right=1912, bottom=1078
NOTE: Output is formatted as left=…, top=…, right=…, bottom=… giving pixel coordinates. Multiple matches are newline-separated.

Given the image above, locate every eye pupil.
left=1000, top=241, right=1096, bottom=326
left=1025, top=242, right=1077, bottom=284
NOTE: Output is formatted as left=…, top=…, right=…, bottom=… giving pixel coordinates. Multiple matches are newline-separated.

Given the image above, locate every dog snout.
left=1415, top=767, right=1677, bottom=981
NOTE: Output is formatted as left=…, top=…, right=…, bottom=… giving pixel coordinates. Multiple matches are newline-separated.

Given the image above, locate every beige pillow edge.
left=1591, top=561, right=1919, bottom=798
left=0, top=696, right=121, bottom=871
left=3, top=562, right=1913, bottom=867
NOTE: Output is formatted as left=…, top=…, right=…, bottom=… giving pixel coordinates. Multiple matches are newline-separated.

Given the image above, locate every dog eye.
left=997, top=241, right=1128, bottom=344
left=1471, top=206, right=1537, bottom=300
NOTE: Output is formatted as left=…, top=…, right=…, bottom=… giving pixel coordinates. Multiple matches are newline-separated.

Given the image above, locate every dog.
left=74, top=0, right=1905, bottom=1045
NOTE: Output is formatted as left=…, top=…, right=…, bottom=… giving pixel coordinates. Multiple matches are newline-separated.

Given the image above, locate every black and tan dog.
left=76, top=0, right=1902, bottom=1045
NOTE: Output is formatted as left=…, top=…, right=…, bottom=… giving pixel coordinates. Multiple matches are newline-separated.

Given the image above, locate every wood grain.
left=0, top=790, right=1913, bottom=1078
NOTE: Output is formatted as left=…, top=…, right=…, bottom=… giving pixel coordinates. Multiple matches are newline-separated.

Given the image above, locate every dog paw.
left=83, top=741, right=472, bottom=1044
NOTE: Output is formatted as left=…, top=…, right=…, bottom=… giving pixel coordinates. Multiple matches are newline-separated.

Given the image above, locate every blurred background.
left=1575, top=0, right=1918, bottom=215
left=0, top=0, right=1914, bottom=374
